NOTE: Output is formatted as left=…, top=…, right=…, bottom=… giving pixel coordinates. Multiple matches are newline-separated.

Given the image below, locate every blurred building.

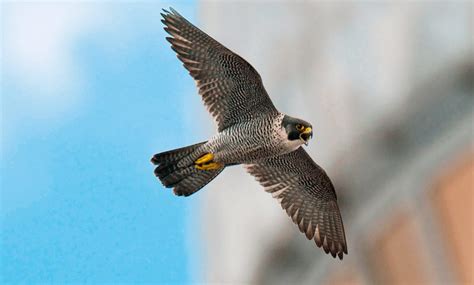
left=192, top=2, right=473, bottom=284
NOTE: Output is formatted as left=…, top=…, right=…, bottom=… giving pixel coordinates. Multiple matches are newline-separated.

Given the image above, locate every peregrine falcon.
left=151, top=8, right=347, bottom=259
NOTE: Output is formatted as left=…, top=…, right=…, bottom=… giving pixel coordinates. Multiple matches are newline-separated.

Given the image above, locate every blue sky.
left=1, top=2, right=203, bottom=283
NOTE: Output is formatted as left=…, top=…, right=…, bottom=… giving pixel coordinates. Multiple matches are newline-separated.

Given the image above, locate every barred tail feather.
left=151, top=141, right=224, bottom=196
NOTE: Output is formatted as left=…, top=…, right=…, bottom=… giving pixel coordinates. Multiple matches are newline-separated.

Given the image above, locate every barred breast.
left=202, top=113, right=294, bottom=165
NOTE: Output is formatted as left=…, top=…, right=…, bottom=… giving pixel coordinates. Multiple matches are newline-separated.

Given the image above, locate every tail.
left=151, top=141, right=225, bottom=196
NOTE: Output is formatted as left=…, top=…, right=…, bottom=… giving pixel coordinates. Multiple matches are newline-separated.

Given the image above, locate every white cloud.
left=1, top=3, right=113, bottom=158
left=3, top=3, right=103, bottom=106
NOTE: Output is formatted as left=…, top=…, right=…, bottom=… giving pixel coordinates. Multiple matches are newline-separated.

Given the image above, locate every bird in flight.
left=151, top=8, right=347, bottom=259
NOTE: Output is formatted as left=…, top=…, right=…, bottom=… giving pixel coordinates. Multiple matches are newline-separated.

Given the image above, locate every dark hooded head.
left=281, top=115, right=313, bottom=145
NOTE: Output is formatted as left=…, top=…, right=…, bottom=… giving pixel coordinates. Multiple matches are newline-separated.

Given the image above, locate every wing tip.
left=312, top=226, right=347, bottom=260
left=162, top=7, right=184, bottom=20
left=315, top=238, right=347, bottom=260
left=161, top=7, right=178, bottom=26
left=169, top=7, right=179, bottom=15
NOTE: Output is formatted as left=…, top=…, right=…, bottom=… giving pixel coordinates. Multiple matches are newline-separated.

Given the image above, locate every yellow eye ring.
left=296, top=124, right=305, bottom=131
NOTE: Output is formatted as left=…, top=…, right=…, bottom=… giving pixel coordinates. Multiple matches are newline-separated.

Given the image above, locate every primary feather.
left=161, top=8, right=277, bottom=131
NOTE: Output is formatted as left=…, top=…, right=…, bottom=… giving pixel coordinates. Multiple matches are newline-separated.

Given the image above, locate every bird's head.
left=282, top=115, right=313, bottom=146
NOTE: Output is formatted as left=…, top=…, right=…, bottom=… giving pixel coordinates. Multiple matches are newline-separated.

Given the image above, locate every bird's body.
left=199, top=113, right=302, bottom=165
left=151, top=8, right=348, bottom=259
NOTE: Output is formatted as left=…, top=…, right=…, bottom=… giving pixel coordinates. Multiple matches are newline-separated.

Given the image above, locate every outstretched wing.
left=246, top=147, right=348, bottom=259
left=161, top=8, right=278, bottom=131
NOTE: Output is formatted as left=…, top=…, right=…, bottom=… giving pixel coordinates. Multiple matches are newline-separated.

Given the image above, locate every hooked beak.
left=299, top=127, right=313, bottom=146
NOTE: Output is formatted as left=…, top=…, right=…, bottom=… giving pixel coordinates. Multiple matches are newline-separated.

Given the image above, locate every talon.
left=195, top=162, right=222, bottom=170
left=195, top=153, right=214, bottom=165
left=194, top=153, right=222, bottom=170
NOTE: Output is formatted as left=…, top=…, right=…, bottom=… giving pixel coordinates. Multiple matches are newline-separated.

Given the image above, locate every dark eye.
left=296, top=124, right=304, bottom=131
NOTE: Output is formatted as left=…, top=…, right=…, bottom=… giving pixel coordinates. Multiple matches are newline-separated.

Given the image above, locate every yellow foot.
left=195, top=161, right=223, bottom=171
left=195, top=153, right=214, bottom=165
